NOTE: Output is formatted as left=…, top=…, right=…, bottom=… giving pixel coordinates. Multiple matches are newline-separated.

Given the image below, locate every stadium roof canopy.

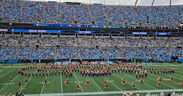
left=27, top=0, right=183, bottom=6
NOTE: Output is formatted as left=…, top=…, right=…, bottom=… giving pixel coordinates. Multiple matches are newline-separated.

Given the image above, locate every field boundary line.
left=0, top=66, right=24, bottom=68
left=25, top=89, right=183, bottom=96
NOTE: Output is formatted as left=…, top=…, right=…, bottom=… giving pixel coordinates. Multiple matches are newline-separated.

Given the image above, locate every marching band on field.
left=15, top=63, right=183, bottom=91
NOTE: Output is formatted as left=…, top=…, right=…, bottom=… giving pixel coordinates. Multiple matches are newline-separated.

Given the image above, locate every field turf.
left=0, top=63, right=182, bottom=96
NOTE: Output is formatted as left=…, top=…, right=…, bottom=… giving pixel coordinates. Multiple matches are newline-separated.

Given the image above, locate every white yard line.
left=40, top=76, right=47, bottom=94
left=171, top=73, right=182, bottom=79
left=0, top=68, right=17, bottom=78
left=40, top=82, right=45, bottom=94
left=114, top=74, right=140, bottom=90
left=150, top=74, right=175, bottom=89
left=105, top=77, right=122, bottom=91
left=0, top=74, right=19, bottom=92
left=60, top=74, right=63, bottom=93
left=73, top=73, right=84, bottom=92
left=0, top=68, right=9, bottom=73
left=114, top=74, right=125, bottom=82
left=90, top=77, right=103, bottom=92
left=165, top=74, right=181, bottom=83
left=19, top=70, right=37, bottom=93
left=126, top=74, right=158, bottom=90
left=19, top=76, right=32, bottom=93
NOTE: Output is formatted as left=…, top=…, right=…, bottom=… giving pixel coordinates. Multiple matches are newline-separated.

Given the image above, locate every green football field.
left=0, top=63, right=182, bottom=96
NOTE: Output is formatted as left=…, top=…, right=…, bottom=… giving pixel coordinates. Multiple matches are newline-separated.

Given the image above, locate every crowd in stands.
left=0, top=36, right=182, bottom=61
left=0, top=1, right=183, bottom=27
left=0, top=36, right=182, bottom=48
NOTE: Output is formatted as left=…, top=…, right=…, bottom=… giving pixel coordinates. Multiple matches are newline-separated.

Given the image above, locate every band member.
left=121, top=79, right=127, bottom=85
left=9, top=76, right=13, bottom=81
left=156, top=77, right=162, bottom=82
left=18, top=82, right=22, bottom=88
left=64, top=79, right=69, bottom=85
left=131, top=82, right=136, bottom=89
left=85, top=80, right=90, bottom=86
left=104, top=80, right=108, bottom=89
left=25, top=78, right=29, bottom=84
left=139, top=79, right=144, bottom=83
left=76, top=84, right=82, bottom=90
left=4, top=93, right=12, bottom=96
left=180, top=78, right=183, bottom=81
left=157, top=81, right=162, bottom=87
left=122, top=93, right=133, bottom=96
left=104, top=80, right=108, bottom=84
left=168, top=77, right=173, bottom=82
left=44, top=79, right=48, bottom=85
left=179, top=82, right=183, bottom=86
left=156, top=77, right=162, bottom=87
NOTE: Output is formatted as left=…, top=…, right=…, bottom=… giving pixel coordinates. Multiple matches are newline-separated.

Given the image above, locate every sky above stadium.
left=27, top=0, right=183, bottom=6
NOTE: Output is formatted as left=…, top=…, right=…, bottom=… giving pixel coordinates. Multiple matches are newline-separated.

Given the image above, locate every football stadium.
left=0, top=0, right=183, bottom=96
